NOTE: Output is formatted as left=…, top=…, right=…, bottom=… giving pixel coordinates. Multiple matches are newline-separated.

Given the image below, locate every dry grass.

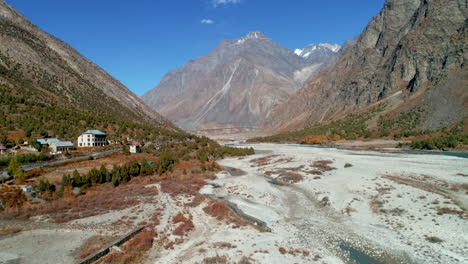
left=203, top=201, right=247, bottom=228
left=312, top=160, right=336, bottom=172
left=0, top=228, right=23, bottom=236
left=203, top=254, right=229, bottom=264
left=369, top=197, right=386, bottom=214
left=160, top=176, right=208, bottom=198
left=277, top=171, right=303, bottom=184
left=97, top=228, right=156, bottom=264
left=383, top=174, right=467, bottom=211
left=436, top=207, right=465, bottom=218
left=277, top=246, right=309, bottom=257
left=203, top=202, right=231, bottom=221
left=265, top=166, right=305, bottom=184
left=0, top=185, right=27, bottom=209
left=172, top=211, right=194, bottom=236
left=250, top=155, right=279, bottom=167
left=213, top=242, right=237, bottom=249
left=78, top=235, right=117, bottom=259
left=2, top=182, right=159, bottom=223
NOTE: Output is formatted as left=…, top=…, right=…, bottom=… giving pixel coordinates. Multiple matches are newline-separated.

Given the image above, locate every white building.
left=130, top=140, right=141, bottom=153
left=78, top=130, right=108, bottom=147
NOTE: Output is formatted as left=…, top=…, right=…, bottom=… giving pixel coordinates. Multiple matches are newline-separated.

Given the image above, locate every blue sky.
left=6, top=0, right=385, bottom=96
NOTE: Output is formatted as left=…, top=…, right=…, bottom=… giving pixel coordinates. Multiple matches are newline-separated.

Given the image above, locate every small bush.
left=425, top=236, right=443, bottom=243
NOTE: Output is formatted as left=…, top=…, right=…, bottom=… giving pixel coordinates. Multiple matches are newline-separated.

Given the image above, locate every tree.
left=1, top=134, right=7, bottom=146
left=18, top=137, right=24, bottom=145
left=88, top=168, right=100, bottom=184
left=8, top=158, right=22, bottom=179
left=37, top=179, right=55, bottom=192
left=120, top=166, right=130, bottom=182
left=30, top=139, right=42, bottom=152
left=99, top=165, right=109, bottom=183
left=123, top=145, right=131, bottom=156
left=128, top=160, right=140, bottom=176
left=111, top=169, right=121, bottom=187
left=140, top=159, right=152, bottom=176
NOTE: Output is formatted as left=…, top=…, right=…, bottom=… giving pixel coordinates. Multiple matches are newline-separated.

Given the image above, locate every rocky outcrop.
left=142, top=32, right=339, bottom=132
left=0, top=1, right=170, bottom=127
left=263, top=0, right=467, bottom=132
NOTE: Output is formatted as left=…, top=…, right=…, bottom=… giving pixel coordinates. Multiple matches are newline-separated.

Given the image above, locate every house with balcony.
left=77, top=130, right=108, bottom=147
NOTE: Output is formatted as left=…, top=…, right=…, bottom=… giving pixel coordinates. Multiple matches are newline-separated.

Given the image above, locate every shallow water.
left=401, top=149, right=468, bottom=159
left=338, top=242, right=384, bottom=264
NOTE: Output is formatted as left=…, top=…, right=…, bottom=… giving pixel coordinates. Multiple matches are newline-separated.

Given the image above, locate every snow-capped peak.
left=318, top=43, right=341, bottom=52
left=236, top=32, right=268, bottom=44
left=294, top=43, right=341, bottom=58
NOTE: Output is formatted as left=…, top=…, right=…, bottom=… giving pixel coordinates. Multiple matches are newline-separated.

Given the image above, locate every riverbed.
left=196, top=143, right=468, bottom=264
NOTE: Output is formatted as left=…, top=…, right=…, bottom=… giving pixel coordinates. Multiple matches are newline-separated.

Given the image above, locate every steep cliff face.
left=142, top=32, right=339, bottom=132
left=0, top=1, right=170, bottom=127
left=263, top=0, right=467, bottom=132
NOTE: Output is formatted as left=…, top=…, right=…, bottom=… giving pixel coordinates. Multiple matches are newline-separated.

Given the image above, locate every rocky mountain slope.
left=0, top=0, right=170, bottom=128
left=263, top=0, right=467, bottom=133
left=142, top=32, right=339, bottom=132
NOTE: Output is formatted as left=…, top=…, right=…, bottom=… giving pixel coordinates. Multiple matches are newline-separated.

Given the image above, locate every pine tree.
left=8, top=158, right=22, bottom=179
left=99, top=165, right=109, bottom=183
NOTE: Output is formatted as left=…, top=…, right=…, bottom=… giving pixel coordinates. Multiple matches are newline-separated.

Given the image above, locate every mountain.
left=294, top=43, right=340, bottom=60
left=0, top=1, right=174, bottom=141
left=141, top=32, right=339, bottom=133
left=263, top=0, right=467, bottom=133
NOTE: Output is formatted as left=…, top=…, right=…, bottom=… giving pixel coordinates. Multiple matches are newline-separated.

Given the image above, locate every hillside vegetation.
left=250, top=106, right=468, bottom=150
left=0, top=2, right=172, bottom=145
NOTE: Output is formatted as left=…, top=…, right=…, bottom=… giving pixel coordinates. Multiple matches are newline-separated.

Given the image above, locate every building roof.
left=0, top=145, right=6, bottom=150
left=36, top=139, right=48, bottom=145
left=83, top=130, right=107, bottom=136
left=50, top=141, right=74, bottom=147
left=46, top=138, right=60, bottom=144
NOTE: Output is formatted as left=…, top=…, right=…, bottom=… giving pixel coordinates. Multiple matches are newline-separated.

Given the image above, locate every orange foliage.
left=301, top=134, right=341, bottom=145
left=97, top=229, right=155, bottom=264
left=301, top=135, right=329, bottom=144
left=0, top=185, right=26, bottom=209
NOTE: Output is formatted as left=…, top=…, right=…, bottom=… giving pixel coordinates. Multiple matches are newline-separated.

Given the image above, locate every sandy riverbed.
left=187, top=143, right=467, bottom=264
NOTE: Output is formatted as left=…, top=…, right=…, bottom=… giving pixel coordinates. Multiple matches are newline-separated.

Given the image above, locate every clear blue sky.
left=6, top=0, right=385, bottom=96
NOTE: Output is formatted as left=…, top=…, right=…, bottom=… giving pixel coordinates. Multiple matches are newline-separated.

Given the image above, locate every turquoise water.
left=287, top=144, right=336, bottom=149
left=339, top=242, right=384, bottom=264
left=401, top=149, right=468, bottom=159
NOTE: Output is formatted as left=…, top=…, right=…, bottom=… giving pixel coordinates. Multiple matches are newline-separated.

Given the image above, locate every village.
left=0, top=129, right=143, bottom=193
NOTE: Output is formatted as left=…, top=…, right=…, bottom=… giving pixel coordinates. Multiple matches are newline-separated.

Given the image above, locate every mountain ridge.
left=142, top=31, right=339, bottom=132
left=262, top=0, right=467, bottom=134
left=0, top=0, right=170, bottom=127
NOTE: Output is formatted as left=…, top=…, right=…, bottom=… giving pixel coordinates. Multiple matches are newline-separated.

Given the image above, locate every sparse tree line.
left=35, top=159, right=159, bottom=196
left=1, top=153, right=48, bottom=167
